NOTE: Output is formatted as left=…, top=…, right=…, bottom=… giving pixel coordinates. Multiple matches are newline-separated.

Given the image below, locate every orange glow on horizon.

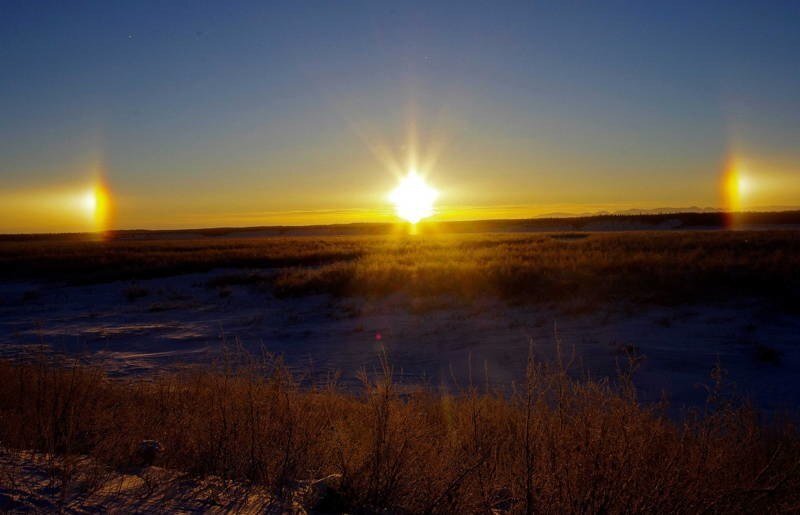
left=722, top=158, right=752, bottom=214
left=83, top=182, right=113, bottom=234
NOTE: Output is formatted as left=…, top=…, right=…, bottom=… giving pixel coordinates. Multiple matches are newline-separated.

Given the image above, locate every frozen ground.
left=1, top=270, right=799, bottom=410
left=0, top=447, right=312, bottom=513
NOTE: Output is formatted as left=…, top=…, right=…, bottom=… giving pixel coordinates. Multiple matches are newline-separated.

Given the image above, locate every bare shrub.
left=1, top=352, right=799, bottom=513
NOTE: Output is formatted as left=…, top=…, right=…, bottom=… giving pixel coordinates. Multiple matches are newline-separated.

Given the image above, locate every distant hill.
left=532, top=206, right=724, bottom=218
left=2, top=210, right=800, bottom=241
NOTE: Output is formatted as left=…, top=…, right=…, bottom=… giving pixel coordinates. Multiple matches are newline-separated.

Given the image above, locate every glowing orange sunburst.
left=722, top=159, right=751, bottom=213
left=83, top=183, right=112, bottom=234
left=389, top=171, right=438, bottom=223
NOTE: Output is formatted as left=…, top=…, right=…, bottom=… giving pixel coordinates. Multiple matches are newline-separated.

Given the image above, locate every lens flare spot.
left=83, top=190, right=98, bottom=214
left=82, top=184, right=112, bottom=232
left=723, top=160, right=752, bottom=213
left=389, top=171, right=438, bottom=224
left=737, top=176, right=750, bottom=195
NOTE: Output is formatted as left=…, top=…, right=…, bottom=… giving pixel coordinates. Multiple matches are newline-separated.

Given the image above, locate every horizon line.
left=3, top=207, right=800, bottom=238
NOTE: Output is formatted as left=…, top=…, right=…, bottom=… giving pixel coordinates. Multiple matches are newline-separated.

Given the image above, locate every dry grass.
left=0, top=237, right=366, bottom=284
left=1, top=351, right=799, bottom=513
left=1, top=231, right=799, bottom=308
left=272, top=231, right=800, bottom=307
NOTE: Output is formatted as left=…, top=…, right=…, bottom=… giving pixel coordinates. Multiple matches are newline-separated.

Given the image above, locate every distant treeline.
left=1, top=210, right=800, bottom=241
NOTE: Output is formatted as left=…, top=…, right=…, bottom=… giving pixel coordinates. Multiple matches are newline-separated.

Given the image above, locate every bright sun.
left=80, top=184, right=112, bottom=232
left=389, top=171, right=438, bottom=224
left=83, top=190, right=98, bottom=213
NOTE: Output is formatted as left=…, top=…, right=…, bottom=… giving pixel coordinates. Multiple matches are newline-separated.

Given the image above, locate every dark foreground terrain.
left=2, top=356, right=800, bottom=513
left=1, top=224, right=800, bottom=512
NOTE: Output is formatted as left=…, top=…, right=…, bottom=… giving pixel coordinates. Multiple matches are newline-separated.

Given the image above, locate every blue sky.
left=1, top=1, right=798, bottom=231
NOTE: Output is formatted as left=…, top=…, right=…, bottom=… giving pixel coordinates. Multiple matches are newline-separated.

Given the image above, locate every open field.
left=2, top=227, right=800, bottom=512
left=2, top=229, right=799, bottom=306
left=1, top=229, right=799, bottom=407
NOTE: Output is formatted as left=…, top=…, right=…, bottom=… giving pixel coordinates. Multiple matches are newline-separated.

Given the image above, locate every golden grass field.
left=2, top=351, right=800, bottom=513
left=2, top=229, right=800, bottom=512
left=1, top=230, right=799, bottom=307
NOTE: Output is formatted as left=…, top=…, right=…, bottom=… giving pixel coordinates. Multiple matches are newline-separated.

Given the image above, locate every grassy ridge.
left=1, top=355, right=799, bottom=513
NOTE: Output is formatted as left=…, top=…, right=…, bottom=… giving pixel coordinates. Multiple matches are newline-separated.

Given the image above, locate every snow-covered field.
left=2, top=269, right=798, bottom=411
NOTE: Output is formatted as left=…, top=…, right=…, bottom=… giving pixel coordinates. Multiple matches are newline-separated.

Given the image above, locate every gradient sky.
left=1, top=1, right=799, bottom=232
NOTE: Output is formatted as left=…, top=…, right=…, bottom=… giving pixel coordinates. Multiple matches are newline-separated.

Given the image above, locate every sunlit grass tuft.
left=1, top=349, right=799, bottom=512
